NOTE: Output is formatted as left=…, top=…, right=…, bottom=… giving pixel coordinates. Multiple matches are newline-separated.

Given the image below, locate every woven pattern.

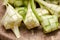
left=40, top=15, right=58, bottom=33
left=1, top=4, right=22, bottom=29
left=24, top=9, right=40, bottom=29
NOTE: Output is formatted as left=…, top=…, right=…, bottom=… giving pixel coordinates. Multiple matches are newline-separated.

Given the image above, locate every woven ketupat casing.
left=24, top=9, right=40, bottom=29
left=1, top=4, right=22, bottom=29
left=40, top=15, right=58, bottom=33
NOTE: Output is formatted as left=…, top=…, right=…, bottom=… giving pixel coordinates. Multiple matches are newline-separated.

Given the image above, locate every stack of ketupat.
left=1, top=0, right=60, bottom=38
left=31, top=0, right=59, bottom=33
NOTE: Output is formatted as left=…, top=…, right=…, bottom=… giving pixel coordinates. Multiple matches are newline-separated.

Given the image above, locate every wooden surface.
left=0, top=0, right=60, bottom=40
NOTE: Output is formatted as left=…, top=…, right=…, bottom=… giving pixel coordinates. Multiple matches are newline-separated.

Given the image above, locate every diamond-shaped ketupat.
left=24, top=1, right=40, bottom=29
left=1, top=4, right=23, bottom=38
left=40, top=15, right=58, bottom=33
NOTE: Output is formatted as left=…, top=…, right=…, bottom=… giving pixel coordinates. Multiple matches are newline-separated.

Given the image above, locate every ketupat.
left=1, top=4, right=23, bottom=38
left=24, top=1, right=40, bottom=29
left=35, top=0, right=60, bottom=17
left=3, top=0, right=27, bottom=38
left=40, top=15, right=58, bottom=33
left=36, top=9, right=59, bottom=33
